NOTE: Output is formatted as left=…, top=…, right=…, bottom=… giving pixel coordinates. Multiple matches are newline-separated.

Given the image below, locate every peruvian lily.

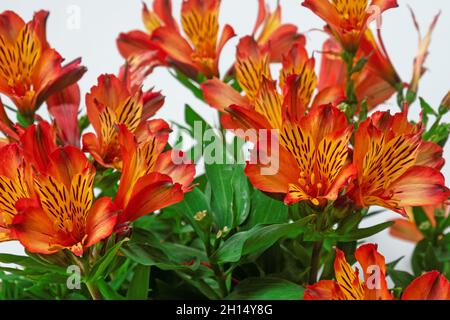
left=305, top=243, right=450, bottom=300
left=202, top=36, right=344, bottom=113
left=46, top=83, right=81, bottom=147
left=11, top=146, right=118, bottom=256
left=390, top=204, right=448, bottom=243
left=0, top=143, right=35, bottom=241
left=302, top=0, right=398, bottom=53
left=318, top=32, right=402, bottom=111
left=114, top=122, right=195, bottom=228
left=349, top=109, right=449, bottom=215
left=0, top=10, right=86, bottom=121
left=252, top=0, right=305, bottom=63
left=150, top=0, right=235, bottom=79
left=203, top=38, right=351, bottom=207
left=83, top=74, right=163, bottom=169
left=407, top=9, right=440, bottom=100
left=117, top=0, right=176, bottom=85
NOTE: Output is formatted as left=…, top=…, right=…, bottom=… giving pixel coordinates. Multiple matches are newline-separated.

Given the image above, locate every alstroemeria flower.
left=302, top=0, right=398, bottom=53
left=318, top=32, right=401, bottom=111
left=390, top=204, right=448, bottom=243
left=11, top=146, right=118, bottom=256
left=0, top=10, right=86, bottom=120
left=252, top=0, right=304, bottom=63
left=46, top=83, right=81, bottom=147
left=150, top=0, right=235, bottom=78
left=114, top=122, right=195, bottom=227
left=83, top=74, right=163, bottom=169
left=349, top=110, right=448, bottom=215
left=305, top=243, right=450, bottom=300
left=202, top=37, right=344, bottom=113
left=401, top=270, right=450, bottom=300
left=117, top=0, right=176, bottom=84
left=305, top=244, right=392, bottom=300
left=0, top=143, right=35, bottom=241
left=408, top=9, right=440, bottom=96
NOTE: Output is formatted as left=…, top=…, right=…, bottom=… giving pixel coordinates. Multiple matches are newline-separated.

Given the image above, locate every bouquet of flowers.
left=0, top=0, right=448, bottom=300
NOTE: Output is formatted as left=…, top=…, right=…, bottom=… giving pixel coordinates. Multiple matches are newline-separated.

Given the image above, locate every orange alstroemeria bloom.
left=305, top=243, right=450, bottom=300
left=117, top=0, right=176, bottom=85
left=46, top=83, right=81, bottom=147
left=202, top=36, right=344, bottom=113
left=11, top=146, right=118, bottom=256
left=0, top=143, right=35, bottom=241
left=318, top=32, right=401, bottom=111
left=150, top=0, right=235, bottom=78
left=0, top=10, right=86, bottom=120
left=252, top=0, right=305, bottom=63
left=203, top=38, right=350, bottom=206
left=114, top=122, right=195, bottom=227
left=83, top=74, right=163, bottom=169
left=390, top=204, right=448, bottom=243
left=302, top=0, right=398, bottom=53
left=349, top=110, right=449, bottom=216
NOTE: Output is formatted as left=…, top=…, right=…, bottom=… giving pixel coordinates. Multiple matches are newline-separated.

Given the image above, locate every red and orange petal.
left=385, top=166, right=449, bottom=210
left=389, top=218, right=424, bottom=243
left=253, top=0, right=303, bottom=63
left=304, top=280, right=346, bottom=300
left=142, top=0, right=178, bottom=34
left=235, top=36, right=271, bottom=101
left=201, top=78, right=251, bottom=112
left=153, top=149, right=196, bottom=192
left=117, top=172, right=184, bottom=225
left=84, top=197, right=118, bottom=248
left=114, top=122, right=170, bottom=209
left=0, top=143, right=33, bottom=241
left=402, top=271, right=450, bottom=300
left=360, top=30, right=401, bottom=87
left=334, top=249, right=365, bottom=300
left=20, top=121, right=58, bottom=174
left=45, top=146, right=94, bottom=189
left=416, top=141, right=445, bottom=170
left=47, top=83, right=81, bottom=147
left=355, top=243, right=393, bottom=300
left=317, top=38, right=345, bottom=91
left=12, top=199, right=75, bottom=255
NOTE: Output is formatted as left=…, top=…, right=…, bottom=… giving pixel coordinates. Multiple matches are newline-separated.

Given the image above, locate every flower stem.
left=309, top=240, right=324, bottom=284
left=86, top=282, right=103, bottom=300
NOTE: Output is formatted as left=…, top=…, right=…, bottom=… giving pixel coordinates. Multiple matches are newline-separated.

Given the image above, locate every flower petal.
left=84, top=197, right=118, bottom=248
left=355, top=243, right=393, bottom=300
left=201, top=78, right=250, bottom=112
left=402, top=271, right=450, bottom=300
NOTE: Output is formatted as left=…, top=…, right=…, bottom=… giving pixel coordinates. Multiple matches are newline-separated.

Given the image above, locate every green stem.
left=309, top=240, right=324, bottom=284
left=86, top=282, right=103, bottom=300
left=206, top=234, right=228, bottom=299
left=308, top=205, right=331, bottom=284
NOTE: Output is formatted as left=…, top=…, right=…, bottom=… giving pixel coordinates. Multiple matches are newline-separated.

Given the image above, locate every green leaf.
left=420, top=97, right=438, bottom=116
left=127, top=265, right=151, bottom=300
left=231, top=164, right=251, bottom=226
left=172, top=187, right=212, bottom=244
left=172, top=71, right=204, bottom=100
left=213, top=215, right=315, bottom=263
left=247, top=190, right=289, bottom=227
left=88, top=240, right=124, bottom=282
left=387, top=269, right=415, bottom=289
left=334, top=221, right=394, bottom=242
left=205, top=163, right=235, bottom=229
left=97, top=278, right=126, bottom=300
left=78, top=115, right=90, bottom=133
left=226, top=277, right=304, bottom=300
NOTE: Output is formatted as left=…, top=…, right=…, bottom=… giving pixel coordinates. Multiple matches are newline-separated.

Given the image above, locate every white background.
left=0, top=0, right=449, bottom=274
